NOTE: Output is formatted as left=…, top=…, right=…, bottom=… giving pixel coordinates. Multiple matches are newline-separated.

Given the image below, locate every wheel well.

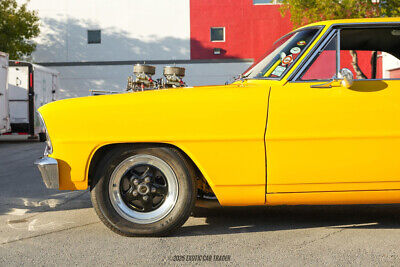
left=88, top=143, right=214, bottom=195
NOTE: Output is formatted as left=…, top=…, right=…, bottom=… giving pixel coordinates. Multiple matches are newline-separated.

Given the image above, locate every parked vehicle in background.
left=0, top=52, right=10, bottom=134
left=6, top=61, right=59, bottom=141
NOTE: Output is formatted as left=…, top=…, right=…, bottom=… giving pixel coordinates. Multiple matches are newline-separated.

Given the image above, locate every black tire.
left=90, top=145, right=196, bottom=237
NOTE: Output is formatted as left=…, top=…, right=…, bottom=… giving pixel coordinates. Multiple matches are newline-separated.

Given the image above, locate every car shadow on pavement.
left=178, top=204, right=400, bottom=236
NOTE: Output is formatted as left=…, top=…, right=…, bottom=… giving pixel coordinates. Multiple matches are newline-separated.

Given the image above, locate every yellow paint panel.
left=302, top=17, right=400, bottom=30
left=51, top=141, right=99, bottom=189
left=214, top=185, right=265, bottom=206
left=172, top=140, right=266, bottom=205
left=267, top=190, right=400, bottom=205
left=269, top=182, right=400, bottom=194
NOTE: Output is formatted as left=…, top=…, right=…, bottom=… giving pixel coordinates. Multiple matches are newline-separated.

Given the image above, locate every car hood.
left=38, top=81, right=270, bottom=144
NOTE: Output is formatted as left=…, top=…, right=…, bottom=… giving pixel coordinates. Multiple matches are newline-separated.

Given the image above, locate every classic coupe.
left=36, top=18, right=400, bottom=236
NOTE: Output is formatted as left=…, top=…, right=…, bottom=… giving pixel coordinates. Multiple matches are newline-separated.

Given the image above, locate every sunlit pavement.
left=1, top=141, right=400, bottom=265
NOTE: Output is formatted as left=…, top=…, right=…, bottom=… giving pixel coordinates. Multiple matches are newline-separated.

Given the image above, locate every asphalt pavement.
left=1, top=141, right=400, bottom=266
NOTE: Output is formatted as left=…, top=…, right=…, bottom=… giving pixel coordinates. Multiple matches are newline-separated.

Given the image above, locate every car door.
left=266, top=26, right=400, bottom=194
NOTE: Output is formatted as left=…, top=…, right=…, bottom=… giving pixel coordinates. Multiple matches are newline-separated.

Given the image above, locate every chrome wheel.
left=109, top=154, right=178, bottom=224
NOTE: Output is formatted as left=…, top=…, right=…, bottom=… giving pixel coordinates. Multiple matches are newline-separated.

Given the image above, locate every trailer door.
left=0, top=53, right=10, bottom=133
left=8, top=66, right=30, bottom=127
left=33, top=68, right=54, bottom=134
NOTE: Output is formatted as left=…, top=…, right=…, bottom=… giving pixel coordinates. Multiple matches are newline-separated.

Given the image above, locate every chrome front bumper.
left=35, top=157, right=59, bottom=189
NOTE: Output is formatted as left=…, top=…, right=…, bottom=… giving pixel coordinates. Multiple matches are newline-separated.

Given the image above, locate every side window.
left=301, top=34, right=337, bottom=81
left=299, top=27, right=400, bottom=81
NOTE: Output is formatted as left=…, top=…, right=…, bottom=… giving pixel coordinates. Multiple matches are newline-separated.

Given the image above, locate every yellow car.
left=36, top=17, right=400, bottom=236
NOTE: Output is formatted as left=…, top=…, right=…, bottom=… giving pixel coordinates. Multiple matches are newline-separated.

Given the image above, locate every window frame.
left=87, top=29, right=101, bottom=44
left=295, top=29, right=341, bottom=82
left=291, top=23, right=400, bottom=83
left=210, top=27, right=225, bottom=42
left=243, top=26, right=324, bottom=81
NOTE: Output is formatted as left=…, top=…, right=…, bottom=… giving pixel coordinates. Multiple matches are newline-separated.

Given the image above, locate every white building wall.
left=382, top=52, right=400, bottom=78
left=24, top=0, right=191, bottom=62
left=20, top=0, right=251, bottom=99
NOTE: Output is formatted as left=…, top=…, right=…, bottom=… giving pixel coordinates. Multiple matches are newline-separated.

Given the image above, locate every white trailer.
left=6, top=61, right=59, bottom=140
left=0, top=52, right=10, bottom=134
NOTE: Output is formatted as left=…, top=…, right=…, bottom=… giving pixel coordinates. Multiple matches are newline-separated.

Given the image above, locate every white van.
left=0, top=52, right=10, bottom=134
left=7, top=61, right=59, bottom=140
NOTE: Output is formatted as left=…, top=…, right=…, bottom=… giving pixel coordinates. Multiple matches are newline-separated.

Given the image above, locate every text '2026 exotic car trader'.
left=35, top=18, right=400, bottom=236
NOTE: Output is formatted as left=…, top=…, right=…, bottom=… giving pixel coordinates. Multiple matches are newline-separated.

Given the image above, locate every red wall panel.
left=190, top=0, right=383, bottom=79
left=340, top=51, right=382, bottom=79
left=190, top=0, right=293, bottom=60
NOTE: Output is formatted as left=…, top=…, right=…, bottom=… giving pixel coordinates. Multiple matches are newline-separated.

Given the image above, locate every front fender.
left=39, top=81, right=270, bottom=205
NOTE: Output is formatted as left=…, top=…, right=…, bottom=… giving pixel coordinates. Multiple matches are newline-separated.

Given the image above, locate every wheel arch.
left=87, top=142, right=215, bottom=197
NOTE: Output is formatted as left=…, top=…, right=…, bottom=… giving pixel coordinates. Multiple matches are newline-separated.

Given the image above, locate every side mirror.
left=310, top=68, right=354, bottom=89
left=339, top=68, right=354, bottom=89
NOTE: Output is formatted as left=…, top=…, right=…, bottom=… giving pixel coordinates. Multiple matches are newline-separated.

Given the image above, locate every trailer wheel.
left=38, top=132, right=46, bottom=142
left=90, top=146, right=196, bottom=237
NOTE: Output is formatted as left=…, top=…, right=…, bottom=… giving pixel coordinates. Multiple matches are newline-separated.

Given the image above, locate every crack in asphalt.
left=296, top=228, right=346, bottom=248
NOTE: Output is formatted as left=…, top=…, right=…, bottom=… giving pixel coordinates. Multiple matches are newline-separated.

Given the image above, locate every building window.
left=253, top=0, right=280, bottom=4
left=88, top=30, right=101, bottom=44
left=210, top=27, right=225, bottom=42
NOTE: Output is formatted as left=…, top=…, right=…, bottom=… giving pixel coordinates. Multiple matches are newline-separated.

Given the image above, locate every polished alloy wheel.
left=109, top=154, right=178, bottom=224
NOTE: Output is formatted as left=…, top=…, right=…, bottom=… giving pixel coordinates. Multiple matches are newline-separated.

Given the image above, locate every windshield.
left=243, top=27, right=321, bottom=79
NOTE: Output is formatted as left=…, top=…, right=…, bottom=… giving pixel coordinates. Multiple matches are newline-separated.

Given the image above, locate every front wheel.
left=90, top=146, right=196, bottom=236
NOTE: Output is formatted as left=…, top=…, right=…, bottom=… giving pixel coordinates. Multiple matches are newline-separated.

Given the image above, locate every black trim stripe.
left=268, top=189, right=400, bottom=194
left=264, top=86, right=272, bottom=202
